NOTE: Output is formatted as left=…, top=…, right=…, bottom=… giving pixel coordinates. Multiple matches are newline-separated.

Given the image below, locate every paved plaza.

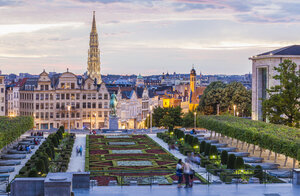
left=74, top=184, right=300, bottom=196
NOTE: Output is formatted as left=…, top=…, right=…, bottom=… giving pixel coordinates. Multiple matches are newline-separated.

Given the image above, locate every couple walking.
left=176, top=158, right=194, bottom=188
left=76, top=145, right=83, bottom=156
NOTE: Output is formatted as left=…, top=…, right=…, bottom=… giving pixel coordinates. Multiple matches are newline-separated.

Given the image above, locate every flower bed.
left=86, top=134, right=200, bottom=185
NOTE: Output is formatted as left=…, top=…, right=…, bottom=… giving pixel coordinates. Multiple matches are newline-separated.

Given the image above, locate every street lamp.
left=237, top=112, right=239, bottom=117
left=150, top=105, right=153, bottom=133
left=94, top=112, right=97, bottom=130
left=233, top=105, right=236, bottom=117
left=67, top=105, right=71, bottom=133
left=194, top=112, right=197, bottom=129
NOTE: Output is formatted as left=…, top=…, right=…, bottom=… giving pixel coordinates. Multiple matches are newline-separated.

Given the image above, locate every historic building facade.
left=6, top=78, right=27, bottom=117
left=0, top=75, right=5, bottom=116
left=87, top=11, right=101, bottom=84
left=19, top=70, right=110, bottom=130
left=250, top=45, right=300, bottom=121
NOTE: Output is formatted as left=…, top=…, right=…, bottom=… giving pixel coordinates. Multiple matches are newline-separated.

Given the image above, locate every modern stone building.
left=250, top=45, right=300, bottom=121
left=19, top=70, right=110, bottom=130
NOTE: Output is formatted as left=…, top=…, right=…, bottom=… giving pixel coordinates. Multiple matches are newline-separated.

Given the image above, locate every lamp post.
left=150, top=105, right=153, bottom=133
left=33, top=113, right=36, bottom=131
left=94, top=112, right=97, bottom=130
left=233, top=105, right=236, bottom=117
left=237, top=112, right=239, bottom=117
left=194, top=112, right=197, bottom=129
left=67, top=105, right=71, bottom=133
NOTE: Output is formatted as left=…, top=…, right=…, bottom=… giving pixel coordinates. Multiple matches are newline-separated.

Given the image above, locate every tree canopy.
left=198, top=81, right=251, bottom=116
left=262, top=59, right=300, bottom=128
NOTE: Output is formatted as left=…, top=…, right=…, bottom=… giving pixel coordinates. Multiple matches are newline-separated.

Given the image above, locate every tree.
left=262, top=59, right=300, bottom=128
left=152, top=106, right=165, bottom=127
left=200, top=141, right=206, bottom=153
left=234, top=157, right=244, bottom=169
left=182, top=112, right=194, bottom=127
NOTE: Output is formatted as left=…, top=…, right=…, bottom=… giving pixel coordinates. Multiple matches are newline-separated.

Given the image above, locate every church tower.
left=190, top=67, right=196, bottom=93
left=87, top=11, right=101, bottom=84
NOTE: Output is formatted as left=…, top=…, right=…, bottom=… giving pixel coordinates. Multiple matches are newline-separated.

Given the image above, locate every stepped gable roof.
left=257, top=45, right=300, bottom=56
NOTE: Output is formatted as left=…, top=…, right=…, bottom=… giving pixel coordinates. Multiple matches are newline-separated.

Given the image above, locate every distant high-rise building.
left=87, top=11, right=101, bottom=84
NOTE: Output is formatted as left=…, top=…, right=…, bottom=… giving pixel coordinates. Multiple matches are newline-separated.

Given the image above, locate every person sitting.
left=194, top=154, right=201, bottom=164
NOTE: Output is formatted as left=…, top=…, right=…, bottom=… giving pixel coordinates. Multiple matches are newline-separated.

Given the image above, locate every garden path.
left=148, top=134, right=220, bottom=183
left=67, top=134, right=86, bottom=172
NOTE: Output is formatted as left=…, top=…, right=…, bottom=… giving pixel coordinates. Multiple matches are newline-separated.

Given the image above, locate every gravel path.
left=67, top=134, right=86, bottom=172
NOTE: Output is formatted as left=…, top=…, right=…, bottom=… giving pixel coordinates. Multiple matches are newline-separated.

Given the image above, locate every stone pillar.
left=109, top=115, right=119, bottom=130
left=44, top=173, right=72, bottom=196
left=293, top=169, right=300, bottom=185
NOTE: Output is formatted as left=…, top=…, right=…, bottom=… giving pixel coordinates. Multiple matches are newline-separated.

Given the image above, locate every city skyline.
left=1, top=0, right=300, bottom=75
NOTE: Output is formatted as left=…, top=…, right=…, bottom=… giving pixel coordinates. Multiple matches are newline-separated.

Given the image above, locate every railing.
left=88, top=168, right=294, bottom=187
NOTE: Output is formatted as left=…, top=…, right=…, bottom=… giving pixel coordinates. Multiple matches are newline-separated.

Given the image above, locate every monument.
left=109, top=93, right=119, bottom=130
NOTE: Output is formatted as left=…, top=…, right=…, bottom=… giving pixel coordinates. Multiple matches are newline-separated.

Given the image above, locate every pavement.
left=67, top=134, right=86, bottom=172
left=74, top=184, right=300, bottom=196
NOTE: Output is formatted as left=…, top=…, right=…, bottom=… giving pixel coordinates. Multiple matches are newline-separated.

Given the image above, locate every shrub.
left=28, top=168, right=38, bottom=177
left=204, top=143, right=211, bottom=156
left=209, top=145, right=218, bottom=156
left=36, top=159, right=46, bottom=174
left=200, top=141, right=206, bottom=153
left=192, top=137, right=199, bottom=146
left=234, top=157, right=244, bottom=169
left=227, top=154, right=236, bottom=169
left=254, top=165, right=263, bottom=182
left=221, top=150, right=228, bottom=165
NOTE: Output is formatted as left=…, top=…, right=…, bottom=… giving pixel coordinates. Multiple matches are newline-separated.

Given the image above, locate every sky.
left=1, top=0, right=300, bottom=76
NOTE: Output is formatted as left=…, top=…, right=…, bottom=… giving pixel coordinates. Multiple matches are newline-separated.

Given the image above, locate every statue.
left=109, top=93, right=118, bottom=116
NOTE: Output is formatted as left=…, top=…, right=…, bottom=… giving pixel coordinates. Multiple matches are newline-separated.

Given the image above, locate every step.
left=228, top=152, right=250, bottom=157
left=217, top=147, right=238, bottom=152
left=1, top=154, right=26, bottom=160
left=243, top=157, right=264, bottom=163
left=249, top=163, right=280, bottom=170
left=0, top=160, right=21, bottom=166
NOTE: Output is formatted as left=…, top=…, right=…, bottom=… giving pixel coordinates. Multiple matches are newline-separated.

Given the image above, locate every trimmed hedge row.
left=198, top=115, right=300, bottom=160
left=0, top=116, right=33, bottom=149
left=18, top=126, right=75, bottom=177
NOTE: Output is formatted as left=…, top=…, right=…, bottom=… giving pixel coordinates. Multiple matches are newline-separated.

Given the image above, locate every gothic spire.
left=91, top=11, right=97, bottom=33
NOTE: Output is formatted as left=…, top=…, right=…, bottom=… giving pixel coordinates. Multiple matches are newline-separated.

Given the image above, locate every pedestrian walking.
left=79, top=145, right=83, bottom=156
left=183, top=158, right=192, bottom=188
left=176, top=159, right=184, bottom=188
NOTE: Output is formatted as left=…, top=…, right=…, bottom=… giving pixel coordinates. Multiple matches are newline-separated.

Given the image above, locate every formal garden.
left=158, top=128, right=285, bottom=184
left=85, top=134, right=206, bottom=185
left=16, top=126, right=75, bottom=177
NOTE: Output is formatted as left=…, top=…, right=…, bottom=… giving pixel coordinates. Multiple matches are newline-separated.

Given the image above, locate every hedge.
left=0, top=116, right=33, bottom=149
left=197, top=115, right=300, bottom=160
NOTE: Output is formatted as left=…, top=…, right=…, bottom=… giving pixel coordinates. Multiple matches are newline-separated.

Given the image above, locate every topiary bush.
left=36, top=159, right=46, bottom=174
left=204, top=143, right=211, bottom=156
left=227, top=154, right=236, bottom=169
left=254, top=165, right=264, bottom=182
left=234, top=156, right=244, bottom=169
left=221, top=150, right=228, bottom=165
left=28, top=168, right=38, bottom=177
left=209, top=145, right=218, bottom=156
left=200, top=141, right=206, bottom=153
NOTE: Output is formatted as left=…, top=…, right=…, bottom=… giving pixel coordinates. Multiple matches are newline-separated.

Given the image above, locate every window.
left=56, top=113, right=60, bottom=118
left=71, top=83, right=75, bottom=89
left=83, top=112, right=86, bottom=118
left=41, top=103, right=44, bottom=109
left=61, top=103, right=65, bottom=109
left=61, top=94, right=65, bottom=100
left=45, top=103, right=49, bottom=109
left=83, top=94, right=86, bottom=99
left=40, top=85, right=44, bottom=90
left=76, top=93, right=80, bottom=100
left=87, top=94, right=91, bottom=100
left=45, top=85, right=49, bottom=90
left=0, top=79, right=2, bottom=84
left=92, top=94, right=96, bottom=99
left=36, top=103, right=39, bottom=110
left=66, top=93, right=70, bottom=100
left=50, top=112, right=53, bottom=118
left=104, top=93, right=108, bottom=100
left=104, top=111, right=108, bottom=117
left=92, top=103, right=96, bottom=108
left=36, top=94, right=39, bottom=100
left=61, top=83, right=65, bottom=89
left=40, top=94, right=44, bottom=100
left=36, top=112, right=39, bottom=119
left=50, top=94, right=53, bottom=100
left=83, top=103, right=86, bottom=108
left=87, top=112, right=91, bottom=118
left=71, top=94, right=75, bottom=100
left=98, top=111, right=102, bottom=117
left=61, top=113, right=65, bottom=118
left=88, top=102, right=91, bottom=108
left=76, top=103, right=80, bottom=109
left=104, top=102, right=108, bottom=108
left=88, top=83, right=91, bottom=89
left=1, top=88, right=3, bottom=93
left=56, top=94, right=60, bottom=100
left=50, top=103, right=53, bottom=109
left=76, top=113, right=80, bottom=118
left=66, top=83, right=70, bottom=89
left=40, top=112, right=44, bottom=119
left=98, top=102, right=102, bottom=108
left=98, top=93, right=102, bottom=99
left=45, top=94, right=49, bottom=100
left=56, top=103, right=60, bottom=109
left=71, top=112, right=75, bottom=118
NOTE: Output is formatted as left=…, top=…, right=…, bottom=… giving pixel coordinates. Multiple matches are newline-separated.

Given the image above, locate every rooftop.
left=257, top=45, right=300, bottom=56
